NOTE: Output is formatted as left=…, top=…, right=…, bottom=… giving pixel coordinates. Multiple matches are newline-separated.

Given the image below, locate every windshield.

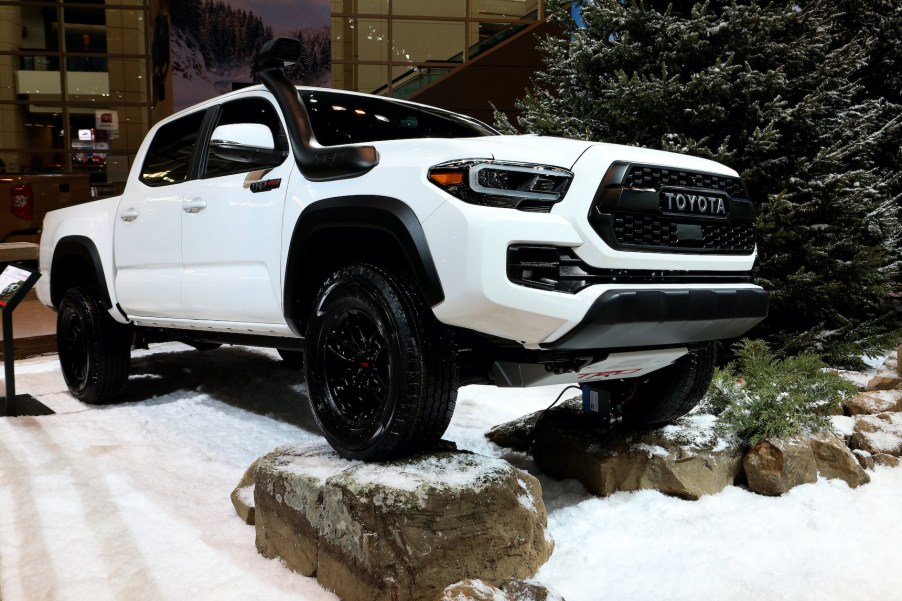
left=300, top=90, right=498, bottom=147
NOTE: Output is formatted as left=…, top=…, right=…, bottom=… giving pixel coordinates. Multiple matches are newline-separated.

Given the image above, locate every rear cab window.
left=139, top=110, right=207, bottom=186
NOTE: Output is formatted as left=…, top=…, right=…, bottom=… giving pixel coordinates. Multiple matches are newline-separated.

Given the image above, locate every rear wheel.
left=57, top=287, right=131, bottom=404
left=620, top=343, right=715, bottom=427
left=304, top=263, right=457, bottom=461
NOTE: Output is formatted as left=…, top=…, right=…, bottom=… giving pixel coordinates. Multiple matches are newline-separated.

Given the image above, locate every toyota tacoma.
left=37, top=38, right=767, bottom=460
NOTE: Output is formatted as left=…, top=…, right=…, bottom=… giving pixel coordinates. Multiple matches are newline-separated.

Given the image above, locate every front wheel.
left=57, top=287, right=132, bottom=404
left=304, top=263, right=457, bottom=461
left=620, top=342, right=716, bottom=428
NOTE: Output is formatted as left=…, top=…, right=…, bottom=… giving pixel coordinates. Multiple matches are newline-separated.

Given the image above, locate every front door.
left=179, top=94, right=290, bottom=324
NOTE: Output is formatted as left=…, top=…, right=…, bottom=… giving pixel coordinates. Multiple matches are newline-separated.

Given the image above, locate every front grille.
left=590, top=162, right=756, bottom=255
left=624, top=165, right=747, bottom=199
left=507, top=245, right=756, bottom=293
left=613, top=213, right=756, bottom=252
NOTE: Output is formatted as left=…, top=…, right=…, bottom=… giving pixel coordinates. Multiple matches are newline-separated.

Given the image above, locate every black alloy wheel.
left=322, top=308, right=392, bottom=428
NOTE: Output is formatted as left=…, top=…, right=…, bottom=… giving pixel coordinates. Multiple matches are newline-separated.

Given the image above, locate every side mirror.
left=209, top=123, right=286, bottom=165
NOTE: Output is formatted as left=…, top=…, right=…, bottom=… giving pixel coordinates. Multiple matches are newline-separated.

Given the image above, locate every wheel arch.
left=283, top=195, right=445, bottom=336
left=50, top=236, right=113, bottom=311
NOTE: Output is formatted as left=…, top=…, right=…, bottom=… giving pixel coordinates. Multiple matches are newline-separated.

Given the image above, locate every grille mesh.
left=612, top=213, right=755, bottom=252
left=624, top=165, right=747, bottom=198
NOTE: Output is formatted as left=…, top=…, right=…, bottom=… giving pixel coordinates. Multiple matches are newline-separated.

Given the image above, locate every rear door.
left=179, top=94, right=291, bottom=324
left=114, top=109, right=208, bottom=318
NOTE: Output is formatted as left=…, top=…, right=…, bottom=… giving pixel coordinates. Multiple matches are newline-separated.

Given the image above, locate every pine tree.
left=501, top=0, right=902, bottom=367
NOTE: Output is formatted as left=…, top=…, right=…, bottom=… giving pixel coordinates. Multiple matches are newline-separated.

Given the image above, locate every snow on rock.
left=434, top=578, right=565, bottom=601
left=254, top=446, right=553, bottom=601
left=865, top=349, right=902, bottom=391
left=845, top=390, right=902, bottom=415
left=851, top=413, right=902, bottom=456
left=230, top=458, right=260, bottom=525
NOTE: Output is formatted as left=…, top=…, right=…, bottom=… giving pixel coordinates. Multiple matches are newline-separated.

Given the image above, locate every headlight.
left=427, top=160, right=573, bottom=212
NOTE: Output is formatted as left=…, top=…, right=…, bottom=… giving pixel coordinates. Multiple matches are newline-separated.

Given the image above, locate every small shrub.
left=708, top=339, right=857, bottom=445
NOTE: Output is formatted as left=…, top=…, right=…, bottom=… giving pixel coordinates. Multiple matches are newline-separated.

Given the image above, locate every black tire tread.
left=58, top=287, right=131, bottom=404
left=622, top=343, right=715, bottom=427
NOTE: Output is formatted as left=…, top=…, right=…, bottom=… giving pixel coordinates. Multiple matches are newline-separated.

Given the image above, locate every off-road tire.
left=621, top=342, right=716, bottom=428
left=304, top=263, right=458, bottom=461
left=57, top=287, right=132, bottom=404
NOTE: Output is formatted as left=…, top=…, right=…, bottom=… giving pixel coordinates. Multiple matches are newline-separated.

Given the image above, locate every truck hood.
left=373, top=135, right=736, bottom=177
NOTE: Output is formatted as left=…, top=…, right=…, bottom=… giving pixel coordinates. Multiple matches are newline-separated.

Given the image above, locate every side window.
left=203, top=97, right=288, bottom=179
left=140, top=110, right=206, bottom=186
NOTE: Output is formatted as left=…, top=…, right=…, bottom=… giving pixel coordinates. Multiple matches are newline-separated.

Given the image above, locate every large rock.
left=254, top=443, right=553, bottom=601
left=808, top=434, right=870, bottom=488
left=743, top=437, right=817, bottom=496
left=850, top=413, right=902, bottom=456
left=529, top=400, right=744, bottom=500
left=845, top=391, right=902, bottom=415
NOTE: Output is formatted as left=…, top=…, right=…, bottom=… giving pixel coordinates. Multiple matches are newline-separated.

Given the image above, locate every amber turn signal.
left=428, top=171, right=465, bottom=186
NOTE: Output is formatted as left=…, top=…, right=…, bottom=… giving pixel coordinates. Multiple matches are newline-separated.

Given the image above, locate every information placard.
left=0, top=265, right=37, bottom=310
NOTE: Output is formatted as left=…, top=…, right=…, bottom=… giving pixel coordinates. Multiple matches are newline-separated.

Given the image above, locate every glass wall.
left=331, top=0, right=542, bottom=96
left=0, top=1, right=156, bottom=196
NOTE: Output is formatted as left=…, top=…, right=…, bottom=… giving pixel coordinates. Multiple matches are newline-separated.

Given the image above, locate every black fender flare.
left=50, top=236, right=113, bottom=310
left=283, top=196, right=445, bottom=335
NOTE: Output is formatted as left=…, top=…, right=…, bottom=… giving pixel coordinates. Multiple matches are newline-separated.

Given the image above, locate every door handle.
left=183, top=198, right=207, bottom=214
left=120, top=208, right=138, bottom=222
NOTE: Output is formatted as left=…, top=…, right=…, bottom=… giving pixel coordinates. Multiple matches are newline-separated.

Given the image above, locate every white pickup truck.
left=38, top=38, right=767, bottom=460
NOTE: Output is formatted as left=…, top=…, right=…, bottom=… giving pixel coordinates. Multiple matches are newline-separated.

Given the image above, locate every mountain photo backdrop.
left=171, top=0, right=331, bottom=110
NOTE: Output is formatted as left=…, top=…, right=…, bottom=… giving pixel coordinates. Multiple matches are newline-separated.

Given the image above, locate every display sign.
left=78, top=129, right=94, bottom=141
left=0, top=263, right=42, bottom=417
left=0, top=264, right=38, bottom=311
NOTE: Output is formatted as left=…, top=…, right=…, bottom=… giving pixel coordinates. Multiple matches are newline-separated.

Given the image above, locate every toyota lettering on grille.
left=660, top=189, right=730, bottom=217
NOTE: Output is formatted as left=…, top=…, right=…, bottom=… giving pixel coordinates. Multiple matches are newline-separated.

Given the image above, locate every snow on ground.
left=1, top=344, right=902, bottom=601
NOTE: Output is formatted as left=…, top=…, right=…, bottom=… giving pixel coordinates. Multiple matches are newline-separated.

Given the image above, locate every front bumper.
left=542, top=287, right=768, bottom=350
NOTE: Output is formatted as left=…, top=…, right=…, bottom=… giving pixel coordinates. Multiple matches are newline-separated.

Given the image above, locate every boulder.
left=849, top=413, right=902, bottom=456
left=254, top=443, right=553, bottom=601
left=486, top=409, right=543, bottom=452
left=808, top=434, right=870, bottom=487
left=743, top=437, right=817, bottom=496
left=530, top=400, right=744, bottom=500
left=867, top=351, right=901, bottom=390
left=501, top=579, right=566, bottom=601
left=434, top=579, right=565, bottom=601
left=844, top=391, right=902, bottom=415
left=853, top=449, right=876, bottom=470
left=897, top=345, right=902, bottom=375
left=874, top=453, right=901, bottom=468
left=434, top=580, right=508, bottom=601
left=230, top=458, right=260, bottom=525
